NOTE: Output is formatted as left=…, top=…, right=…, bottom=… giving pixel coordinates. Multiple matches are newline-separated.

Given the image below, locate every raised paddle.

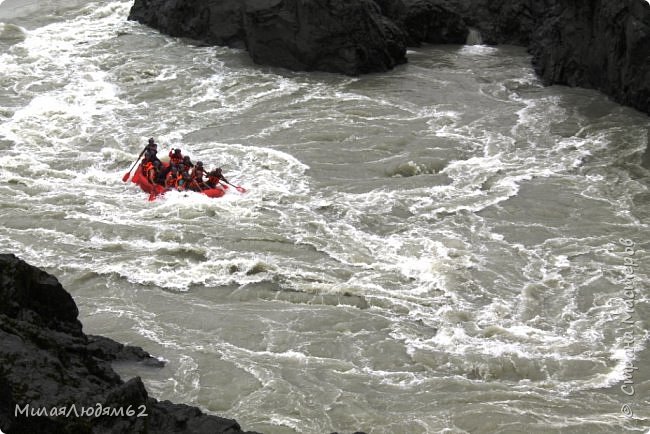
left=122, top=148, right=147, bottom=182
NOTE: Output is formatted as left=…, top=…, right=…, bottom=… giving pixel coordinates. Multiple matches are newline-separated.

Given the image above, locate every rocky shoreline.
left=0, top=253, right=260, bottom=434
left=127, top=0, right=650, bottom=114
left=128, top=0, right=650, bottom=165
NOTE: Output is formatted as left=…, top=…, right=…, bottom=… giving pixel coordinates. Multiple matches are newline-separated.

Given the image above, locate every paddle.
left=122, top=148, right=147, bottom=182
left=221, top=180, right=246, bottom=193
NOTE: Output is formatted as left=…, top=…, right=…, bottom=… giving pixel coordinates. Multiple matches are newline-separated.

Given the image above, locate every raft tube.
left=131, top=163, right=226, bottom=200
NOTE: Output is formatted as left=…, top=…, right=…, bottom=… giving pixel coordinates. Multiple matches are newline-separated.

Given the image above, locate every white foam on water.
left=1, top=4, right=649, bottom=432
left=458, top=44, right=498, bottom=55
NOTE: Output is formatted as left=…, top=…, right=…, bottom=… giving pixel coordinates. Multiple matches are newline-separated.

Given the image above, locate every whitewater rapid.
left=1, top=1, right=649, bottom=433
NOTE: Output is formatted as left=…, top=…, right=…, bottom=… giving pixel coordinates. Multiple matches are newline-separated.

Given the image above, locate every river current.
left=1, top=1, right=649, bottom=433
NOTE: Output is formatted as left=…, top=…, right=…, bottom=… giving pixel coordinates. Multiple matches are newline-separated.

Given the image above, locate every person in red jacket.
left=142, top=161, right=154, bottom=183
left=165, top=165, right=180, bottom=189
left=145, top=160, right=162, bottom=184
left=169, top=148, right=183, bottom=166
left=206, top=167, right=229, bottom=188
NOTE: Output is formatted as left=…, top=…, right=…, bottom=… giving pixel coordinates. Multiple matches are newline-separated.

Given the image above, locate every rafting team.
left=140, top=138, right=231, bottom=192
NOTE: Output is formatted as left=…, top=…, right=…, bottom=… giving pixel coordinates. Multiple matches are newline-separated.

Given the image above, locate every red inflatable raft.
left=131, top=163, right=227, bottom=200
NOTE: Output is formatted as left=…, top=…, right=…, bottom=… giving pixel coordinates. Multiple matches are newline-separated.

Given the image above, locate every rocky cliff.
left=529, top=0, right=650, bottom=120
left=373, top=0, right=469, bottom=45
left=128, top=0, right=409, bottom=75
left=243, top=0, right=407, bottom=75
left=0, top=253, right=259, bottom=434
left=128, top=0, right=247, bottom=48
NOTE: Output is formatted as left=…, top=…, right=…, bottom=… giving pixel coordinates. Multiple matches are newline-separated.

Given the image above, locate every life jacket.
left=206, top=174, right=221, bottom=188
left=165, top=171, right=180, bottom=189
left=144, top=162, right=157, bottom=184
left=169, top=150, right=183, bottom=165
left=141, top=160, right=153, bottom=175
left=177, top=173, right=192, bottom=191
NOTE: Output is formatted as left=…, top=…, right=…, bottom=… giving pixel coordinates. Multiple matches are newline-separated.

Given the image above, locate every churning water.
left=1, top=1, right=649, bottom=432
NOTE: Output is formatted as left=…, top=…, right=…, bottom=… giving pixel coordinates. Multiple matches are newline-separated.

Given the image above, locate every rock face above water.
left=128, top=0, right=247, bottom=48
left=374, top=0, right=469, bottom=46
left=129, top=0, right=409, bottom=75
left=0, top=253, right=258, bottom=434
left=244, top=0, right=407, bottom=75
left=529, top=0, right=650, bottom=119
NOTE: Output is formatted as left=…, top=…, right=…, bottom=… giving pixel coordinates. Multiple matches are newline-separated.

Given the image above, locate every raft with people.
left=122, top=138, right=246, bottom=201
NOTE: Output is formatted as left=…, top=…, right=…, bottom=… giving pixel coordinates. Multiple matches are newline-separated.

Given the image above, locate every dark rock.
left=527, top=0, right=650, bottom=169
left=0, top=253, right=81, bottom=335
left=128, top=0, right=247, bottom=48
left=437, top=0, right=543, bottom=45
left=401, top=0, right=468, bottom=45
left=529, top=0, right=650, bottom=117
left=128, top=0, right=407, bottom=75
left=243, top=0, right=407, bottom=75
left=0, top=253, right=259, bottom=434
left=375, top=0, right=469, bottom=46
left=87, top=335, right=166, bottom=367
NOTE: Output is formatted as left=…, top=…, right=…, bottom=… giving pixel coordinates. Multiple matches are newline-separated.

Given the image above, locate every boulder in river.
left=243, top=0, right=407, bottom=75
left=128, top=0, right=408, bottom=74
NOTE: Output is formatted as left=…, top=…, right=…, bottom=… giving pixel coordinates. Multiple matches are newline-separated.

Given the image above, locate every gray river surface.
left=1, top=1, right=650, bottom=432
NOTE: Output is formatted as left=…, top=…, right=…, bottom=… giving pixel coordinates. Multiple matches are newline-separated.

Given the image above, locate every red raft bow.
left=131, top=162, right=230, bottom=201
